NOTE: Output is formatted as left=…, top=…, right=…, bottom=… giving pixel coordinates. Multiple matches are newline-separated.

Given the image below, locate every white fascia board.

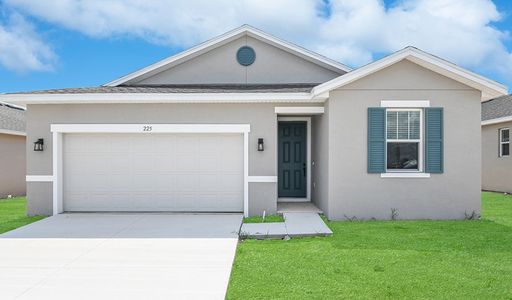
left=247, top=176, right=278, bottom=183
left=274, top=106, right=324, bottom=114
left=481, top=116, right=512, bottom=126
left=26, top=175, right=54, bottom=182
left=311, top=47, right=508, bottom=101
left=105, top=25, right=350, bottom=86
left=1, top=92, right=323, bottom=105
left=380, top=100, right=430, bottom=108
left=51, top=123, right=251, bottom=134
left=243, top=26, right=351, bottom=73
left=0, top=129, right=26, bottom=136
left=380, top=173, right=431, bottom=178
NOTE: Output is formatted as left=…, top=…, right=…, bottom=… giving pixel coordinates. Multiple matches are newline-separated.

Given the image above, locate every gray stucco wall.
left=311, top=101, right=329, bottom=214
left=134, top=36, right=343, bottom=85
left=0, top=133, right=26, bottom=198
left=482, top=121, right=512, bottom=193
left=25, top=103, right=322, bottom=216
left=326, top=60, right=482, bottom=220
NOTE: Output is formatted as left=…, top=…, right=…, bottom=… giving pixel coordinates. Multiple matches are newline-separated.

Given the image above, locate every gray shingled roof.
left=482, top=94, right=512, bottom=121
left=0, top=103, right=25, bottom=133
left=7, top=84, right=317, bottom=94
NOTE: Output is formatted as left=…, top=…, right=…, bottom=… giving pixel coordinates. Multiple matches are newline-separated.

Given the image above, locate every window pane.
left=387, top=111, right=397, bottom=139
left=386, top=110, right=421, bottom=140
left=409, top=111, right=420, bottom=139
left=397, top=111, right=409, bottom=139
left=502, top=129, right=510, bottom=143
left=503, top=144, right=510, bottom=156
left=387, top=142, right=419, bottom=170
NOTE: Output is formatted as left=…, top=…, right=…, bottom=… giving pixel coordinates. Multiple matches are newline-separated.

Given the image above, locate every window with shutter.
left=368, top=105, right=444, bottom=175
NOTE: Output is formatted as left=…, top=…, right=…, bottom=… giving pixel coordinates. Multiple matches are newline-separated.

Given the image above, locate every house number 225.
left=142, top=125, right=153, bottom=132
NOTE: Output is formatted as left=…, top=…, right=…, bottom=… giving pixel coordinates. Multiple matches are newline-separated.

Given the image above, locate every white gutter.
left=0, top=92, right=327, bottom=105
left=481, top=116, right=512, bottom=126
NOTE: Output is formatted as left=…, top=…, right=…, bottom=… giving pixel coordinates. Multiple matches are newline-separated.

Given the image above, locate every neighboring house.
left=482, top=94, right=512, bottom=193
left=0, top=102, right=26, bottom=198
left=1, top=25, right=508, bottom=220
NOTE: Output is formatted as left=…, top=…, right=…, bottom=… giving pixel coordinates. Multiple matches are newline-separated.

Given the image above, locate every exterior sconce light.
left=258, top=138, right=264, bottom=151
left=34, top=139, right=44, bottom=151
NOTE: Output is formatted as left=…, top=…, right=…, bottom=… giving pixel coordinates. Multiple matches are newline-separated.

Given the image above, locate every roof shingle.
left=482, top=94, right=512, bottom=121
left=7, top=84, right=317, bottom=95
left=0, top=103, right=25, bottom=133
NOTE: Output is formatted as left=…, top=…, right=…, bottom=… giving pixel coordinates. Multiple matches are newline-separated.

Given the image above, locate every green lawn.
left=243, top=214, right=285, bottom=223
left=227, top=192, right=512, bottom=299
left=0, top=197, right=45, bottom=234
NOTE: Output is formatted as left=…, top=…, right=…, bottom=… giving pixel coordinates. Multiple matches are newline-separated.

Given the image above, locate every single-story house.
left=0, top=102, right=26, bottom=198
left=482, top=94, right=512, bottom=193
left=2, top=25, right=508, bottom=220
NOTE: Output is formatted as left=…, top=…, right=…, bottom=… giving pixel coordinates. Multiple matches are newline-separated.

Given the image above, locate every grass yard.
left=243, top=214, right=285, bottom=223
left=227, top=192, right=512, bottom=299
left=0, top=197, right=45, bottom=234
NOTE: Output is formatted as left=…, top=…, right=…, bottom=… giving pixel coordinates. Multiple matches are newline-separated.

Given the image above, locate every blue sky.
left=0, top=0, right=511, bottom=93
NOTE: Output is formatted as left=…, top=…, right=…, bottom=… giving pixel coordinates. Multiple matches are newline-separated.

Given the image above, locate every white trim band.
left=26, top=175, right=54, bottom=182
left=51, top=124, right=251, bottom=133
left=248, top=176, right=278, bottom=183
left=274, top=107, right=324, bottom=115
left=380, top=173, right=431, bottom=178
left=0, top=129, right=26, bottom=136
left=482, top=116, right=512, bottom=126
left=381, top=100, right=430, bottom=108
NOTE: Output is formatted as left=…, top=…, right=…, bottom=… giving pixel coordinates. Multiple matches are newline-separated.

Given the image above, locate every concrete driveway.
left=0, top=213, right=242, bottom=300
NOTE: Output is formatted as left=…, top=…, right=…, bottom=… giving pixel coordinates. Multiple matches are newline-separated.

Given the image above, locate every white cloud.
left=0, top=13, right=56, bottom=72
left=2, top=0, right=512, bottom=83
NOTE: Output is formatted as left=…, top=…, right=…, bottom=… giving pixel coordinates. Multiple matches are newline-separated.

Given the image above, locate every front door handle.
left=303, top=163, right=306, bottom=177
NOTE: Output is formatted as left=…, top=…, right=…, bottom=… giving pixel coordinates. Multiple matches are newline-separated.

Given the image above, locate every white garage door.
left=63, top=133, right=244, bottom=212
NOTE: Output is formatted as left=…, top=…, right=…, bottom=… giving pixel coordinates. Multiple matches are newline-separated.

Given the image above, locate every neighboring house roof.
left=11, top=84, right=317, bottom=94
left=0, top=102, right=26, bottom=136
left=481, top=94, right=512, bottom=125
left=311, top=46, right=508, bottom=101
left=105, top=25, right=351, bottom=86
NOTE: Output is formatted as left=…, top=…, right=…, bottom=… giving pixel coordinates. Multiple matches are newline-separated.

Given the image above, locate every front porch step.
left=277, top=202, right=323, bottom=214
left=240, top=212, right=332, bottom=239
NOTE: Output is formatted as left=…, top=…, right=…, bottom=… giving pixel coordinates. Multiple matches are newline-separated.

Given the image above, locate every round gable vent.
left=237, top=46, right=256, bottom=66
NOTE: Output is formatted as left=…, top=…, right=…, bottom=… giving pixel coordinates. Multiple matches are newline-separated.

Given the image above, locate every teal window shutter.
left=425, top=108, right=444, bottom=173
left=368, top=107, right=386, bottom=173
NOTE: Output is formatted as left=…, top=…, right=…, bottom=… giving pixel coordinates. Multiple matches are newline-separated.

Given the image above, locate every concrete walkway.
left=240, top=212, right=332, bottom=239
left=0, top=213, right=242, bottom=300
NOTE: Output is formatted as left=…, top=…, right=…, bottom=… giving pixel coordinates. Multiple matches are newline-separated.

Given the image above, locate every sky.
left=0, top=0, right=511, bottom=93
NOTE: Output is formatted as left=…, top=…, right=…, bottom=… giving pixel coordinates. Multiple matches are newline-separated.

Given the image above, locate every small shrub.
left=390, top=208, right=399, bottom=220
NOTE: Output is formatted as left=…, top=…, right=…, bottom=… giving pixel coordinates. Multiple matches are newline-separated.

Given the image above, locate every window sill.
left=380, top=173, right=431, bottom=178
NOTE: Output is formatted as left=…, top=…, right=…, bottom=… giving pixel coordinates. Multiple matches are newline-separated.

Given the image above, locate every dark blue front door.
left=278, top=122, right=307, bottom=198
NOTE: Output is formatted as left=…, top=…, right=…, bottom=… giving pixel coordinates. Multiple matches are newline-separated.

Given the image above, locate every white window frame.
left=499, top=128, right=510, bottom=157
left=385, top=108, right=424, bottom=173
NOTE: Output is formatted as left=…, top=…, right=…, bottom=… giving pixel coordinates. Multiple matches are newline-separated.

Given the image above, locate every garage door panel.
left=198, top=174, right=221, bottom=191
left=154, top=174, right=176, bottom=191
left=153, top=154, right=176, bottom=172
left=175, top=175, right=198, bottom=192
left=109, top=155, right=131, bottom=174
left=175, top=155, right=197, bottom=172
left=63, top=133, right=244, bottom=212
left=198, top=155, right=219, bottom=172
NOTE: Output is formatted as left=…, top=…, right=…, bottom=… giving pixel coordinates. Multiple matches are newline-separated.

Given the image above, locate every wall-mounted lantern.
left=33, top=139, right=44, bottom=151
left=257, top=138, right=264, bottom=151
